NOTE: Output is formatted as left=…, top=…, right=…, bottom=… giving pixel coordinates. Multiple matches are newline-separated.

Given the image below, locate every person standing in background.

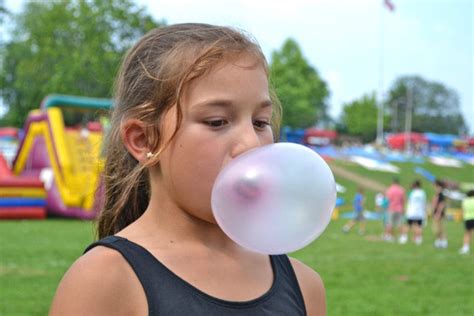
left=432, top=180, right=448, bottom=248
left=375, top=191, right=389, bottom=228
left=399, top=180, right=426, bottom=245
left=383, top=178, right=405, bottom=242
left=342, top=187, right=366, bottom=235
left=459, top=190, right=474, bottom=254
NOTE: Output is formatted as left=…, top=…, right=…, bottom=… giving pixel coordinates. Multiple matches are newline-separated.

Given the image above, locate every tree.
left=386, top=75, right=467, bottom=135
left=340, top=93, right=382, bottom=143
left=0, top=0, right=7, bottom=24
left=0, top=0, right=163, bottom=127
left=270, top=38, right=329, bottom=128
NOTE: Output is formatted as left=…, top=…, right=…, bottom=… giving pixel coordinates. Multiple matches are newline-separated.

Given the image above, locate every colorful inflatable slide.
left=0, top=153, right=47, bottom=219
left=6, top=94, right=112, bottom=219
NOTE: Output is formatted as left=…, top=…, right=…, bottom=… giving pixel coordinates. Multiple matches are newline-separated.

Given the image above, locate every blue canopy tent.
left=425, top=133, right=457, bottom=151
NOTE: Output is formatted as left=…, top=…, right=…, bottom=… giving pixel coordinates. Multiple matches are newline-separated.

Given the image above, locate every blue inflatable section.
left=414, top=167, right=436, bottom=182
left=0, top=198, right=46, bottom=207
left=340, top=211, right=383, bottom=220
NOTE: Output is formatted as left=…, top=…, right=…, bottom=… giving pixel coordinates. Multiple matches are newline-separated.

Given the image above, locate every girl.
left=432, top=179, right=448, bottom=248
left=50, top=24, right=326, bottom=315
left=398, top=180, right=427, bottom=245
left=459, top=190, right=474, bottom=254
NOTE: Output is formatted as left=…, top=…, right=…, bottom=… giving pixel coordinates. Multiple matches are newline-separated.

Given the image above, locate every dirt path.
left=329, top=163, right=387, bottom=192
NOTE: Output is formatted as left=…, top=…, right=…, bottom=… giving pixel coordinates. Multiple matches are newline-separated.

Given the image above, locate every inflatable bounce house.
left=0, top=127, right=47, bottom=219
left=2, top=94, right=112, bottom=219
left=0, top=152, right=47, bottom=219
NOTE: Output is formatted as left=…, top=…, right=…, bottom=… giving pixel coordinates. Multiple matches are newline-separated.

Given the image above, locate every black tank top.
left=85, top=236, right=306, bottom=315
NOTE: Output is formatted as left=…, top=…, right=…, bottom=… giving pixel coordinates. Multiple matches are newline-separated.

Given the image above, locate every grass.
left=0, top=220, right=95, bottom=315
left=295, top=219, right=474, bottom=316
left=1, top=219, right=473, bottom=315
left=1, top=160, right=473, bottom=315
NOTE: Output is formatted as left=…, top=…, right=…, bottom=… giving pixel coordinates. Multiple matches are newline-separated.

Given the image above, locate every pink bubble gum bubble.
left=211, top=143, right=336, bottom=255
left=233, top=169, right=264, bottom=200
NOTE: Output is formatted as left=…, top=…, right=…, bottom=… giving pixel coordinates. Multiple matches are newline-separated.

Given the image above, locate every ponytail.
left=96, top=129, right=150, bottom=239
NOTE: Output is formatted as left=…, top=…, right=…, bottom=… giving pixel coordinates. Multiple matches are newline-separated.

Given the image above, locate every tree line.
left=0, top=0, right=467, bottom=140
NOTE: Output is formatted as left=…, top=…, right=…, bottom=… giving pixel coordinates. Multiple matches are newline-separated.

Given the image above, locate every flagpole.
left=404, top=86, right=413, bottom=153
left=376, top=1, right=385, bottom=146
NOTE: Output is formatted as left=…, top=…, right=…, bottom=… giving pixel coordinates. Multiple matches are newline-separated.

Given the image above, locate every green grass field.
left=1, top=160, right=473, bottom=315
left=0, top=220, right=95, bottom=315
left=1, top=218, right=473, bottom=315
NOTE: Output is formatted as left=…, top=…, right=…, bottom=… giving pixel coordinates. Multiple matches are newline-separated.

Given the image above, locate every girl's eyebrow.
left=259, top=100, right=273, bottom=108
left=191, top=99, right=233, bottom=109
left=190, top=99, right=273, bottom=111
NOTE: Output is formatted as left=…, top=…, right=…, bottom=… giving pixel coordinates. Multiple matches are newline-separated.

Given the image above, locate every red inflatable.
left=386, top=133, right=427, bottom=150
left=0, top=155, right=12, bottom=178
left=0, top=207, right=46, bottom=219
left=0, top=127, right=18, bottom=138
left=0, top=177, right=44, bottom=187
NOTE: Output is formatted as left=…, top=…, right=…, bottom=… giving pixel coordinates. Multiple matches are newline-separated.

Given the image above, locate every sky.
left=3, top=0, right=473, bottom=134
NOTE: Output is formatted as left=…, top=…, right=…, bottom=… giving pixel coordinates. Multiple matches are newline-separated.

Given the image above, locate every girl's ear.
left=121, top=119, right=149, bottom=163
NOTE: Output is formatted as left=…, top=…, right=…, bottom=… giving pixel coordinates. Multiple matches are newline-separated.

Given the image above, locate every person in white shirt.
left=399, top=180, right=427, bottom=245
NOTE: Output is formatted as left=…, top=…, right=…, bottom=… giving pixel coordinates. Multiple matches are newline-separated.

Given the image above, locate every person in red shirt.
left=383, top=178, right=406, bottom=242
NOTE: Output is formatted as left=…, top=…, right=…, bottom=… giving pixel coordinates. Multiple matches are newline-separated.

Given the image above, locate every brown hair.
left=97, top=23, right=282, bottom=238
left=435, top=179, right=445, bottom=188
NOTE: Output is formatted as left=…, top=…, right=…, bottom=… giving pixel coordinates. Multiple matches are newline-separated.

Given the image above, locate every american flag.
left=384, top=0, right=395, bottom=12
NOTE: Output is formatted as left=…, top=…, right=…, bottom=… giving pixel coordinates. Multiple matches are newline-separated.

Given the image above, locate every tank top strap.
left=270, top=254, right=307, bottom=312
left=84, top=235, right=159, bottom=315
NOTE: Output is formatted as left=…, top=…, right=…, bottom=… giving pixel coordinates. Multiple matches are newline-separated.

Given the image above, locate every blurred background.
left=0, top=0, right=473, bottom=315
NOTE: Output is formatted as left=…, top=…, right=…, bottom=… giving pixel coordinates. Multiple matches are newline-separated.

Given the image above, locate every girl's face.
left=156, top=54, right=274, bottom=223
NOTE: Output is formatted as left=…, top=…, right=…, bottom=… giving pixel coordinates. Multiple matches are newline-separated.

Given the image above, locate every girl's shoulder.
left=49, top=245, right=147, bottom=315
left=289, top=257, right=326, bottom=316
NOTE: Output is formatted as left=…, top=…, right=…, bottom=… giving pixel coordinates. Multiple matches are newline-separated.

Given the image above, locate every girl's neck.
left=119, top=197, right=242, bottom=254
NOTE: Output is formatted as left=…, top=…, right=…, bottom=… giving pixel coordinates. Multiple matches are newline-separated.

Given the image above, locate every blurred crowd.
left=342, top=178, right=474, bottom=255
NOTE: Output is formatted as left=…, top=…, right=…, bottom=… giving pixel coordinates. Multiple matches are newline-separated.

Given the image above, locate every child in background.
left=399, top=180, right=426, bottom=245
left=343, top=187, right=366, bottom=235
left=432, top=179, right=448, bottom=248
left=459, top=190, right=474, bottom=254
left=49, top=24, right=325, bottom=315
left=375, top=191, right=389, bottom=227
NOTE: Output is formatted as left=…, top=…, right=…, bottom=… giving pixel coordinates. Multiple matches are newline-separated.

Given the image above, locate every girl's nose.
left=230, top=124, right=261, bottom=158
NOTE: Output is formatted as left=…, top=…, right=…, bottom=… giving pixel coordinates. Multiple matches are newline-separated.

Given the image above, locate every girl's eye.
left=253, top=120, right=270, bottom=129
left=205, top=119, right=228, bottom=128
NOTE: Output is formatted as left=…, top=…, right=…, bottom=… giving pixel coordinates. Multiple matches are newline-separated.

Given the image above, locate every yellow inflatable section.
left=13, top=107, right=105, bottom=218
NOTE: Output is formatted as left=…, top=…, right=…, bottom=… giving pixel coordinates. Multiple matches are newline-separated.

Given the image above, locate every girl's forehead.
left=195, top=52, right=265, bottom=77
left=199, top=56, right=265, bottom=85
left=181, top=55, right=267, bottom=96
